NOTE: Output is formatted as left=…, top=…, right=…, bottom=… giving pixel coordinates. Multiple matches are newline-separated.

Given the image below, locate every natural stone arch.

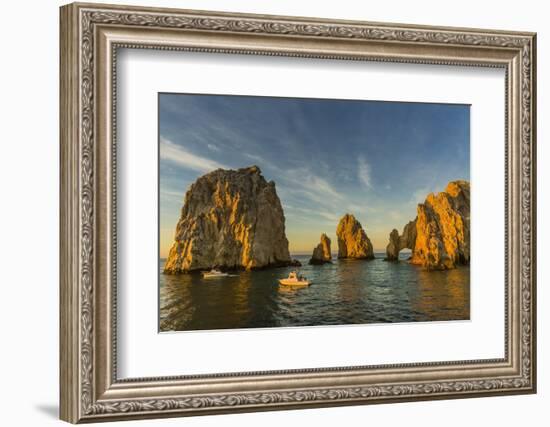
left=385, top=220, right=417, bottom=261
left=385, top=180, right=470, bottom=270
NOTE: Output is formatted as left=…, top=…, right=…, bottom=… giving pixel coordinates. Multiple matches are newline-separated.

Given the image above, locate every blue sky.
left=159, top=93, right=469, bottom=256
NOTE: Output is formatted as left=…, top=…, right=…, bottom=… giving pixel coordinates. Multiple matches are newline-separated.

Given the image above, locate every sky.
left=159, top=93, right=470, bottom=256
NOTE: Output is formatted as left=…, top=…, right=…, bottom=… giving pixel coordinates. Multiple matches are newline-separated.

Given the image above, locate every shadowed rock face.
left=385, top=180, right=470, bottom=270
left=336, top=214, right=374, bottom=260
left=385, top=229, right=400, bottom=261
left=309, top=233, right=332, bottom=265
left=163, top=166, right=293, bottom=273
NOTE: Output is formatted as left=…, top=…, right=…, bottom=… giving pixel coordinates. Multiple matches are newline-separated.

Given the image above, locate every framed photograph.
left=60, top=2, right=537, bottom=423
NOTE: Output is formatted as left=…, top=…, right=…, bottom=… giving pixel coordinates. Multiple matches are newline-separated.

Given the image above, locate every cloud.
left=160, top=188, right=184, bottom=203
left=357, top=156, right=372, bottom=189
left=302, top=173, right=342, bottom=201
left=346, top=203, right=378, bottom=215
left=243, top=153, right=266, bottom=165
left=318, top=211, right=341, bottom=222
left=282, top=169, right=343, bottom=202
left=207, top=143, right=220, bottom=152
left=284, top=203, right=340, bottom=223
left=160, top=137, right=228, bottom=173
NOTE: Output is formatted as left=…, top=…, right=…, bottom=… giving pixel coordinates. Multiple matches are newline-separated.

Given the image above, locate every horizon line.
left=159, top=249, right=412, bottom=259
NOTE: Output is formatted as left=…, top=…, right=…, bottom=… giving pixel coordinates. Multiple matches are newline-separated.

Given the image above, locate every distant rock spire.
left=309, top=233, right=332, bottom=265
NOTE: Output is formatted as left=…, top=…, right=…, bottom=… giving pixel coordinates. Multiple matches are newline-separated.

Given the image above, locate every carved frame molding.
left=60, top=2, right=536, bottom=423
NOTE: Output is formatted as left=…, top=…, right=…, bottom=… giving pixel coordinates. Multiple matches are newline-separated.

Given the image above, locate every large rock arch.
left=385, top=180, right=470, bottom=270
left=385, top=221, right=417, bottom=261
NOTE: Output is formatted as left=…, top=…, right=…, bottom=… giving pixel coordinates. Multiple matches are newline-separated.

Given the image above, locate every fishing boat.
left=278, top=271, right=311, bottom=286
left=202, top=269, right=229, bottom=278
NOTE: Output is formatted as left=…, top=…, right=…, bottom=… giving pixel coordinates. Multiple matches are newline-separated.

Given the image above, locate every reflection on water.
left=159, top=253, right=470, bottom=332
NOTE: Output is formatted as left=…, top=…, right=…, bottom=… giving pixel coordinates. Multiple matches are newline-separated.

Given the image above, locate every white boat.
left=278, top=271, right=311, bottom=286
left=202, top=269, right=229, bottom=278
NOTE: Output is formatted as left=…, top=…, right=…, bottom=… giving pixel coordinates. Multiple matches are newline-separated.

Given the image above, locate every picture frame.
left=59, top=2, right=537, bottom=423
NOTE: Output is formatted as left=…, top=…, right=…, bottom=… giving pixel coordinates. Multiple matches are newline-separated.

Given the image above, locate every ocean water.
left=159, top=253, right=470, bottom=332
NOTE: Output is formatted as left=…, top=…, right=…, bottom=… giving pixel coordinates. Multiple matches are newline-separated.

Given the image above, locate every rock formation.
left=336, top=214, right=375, bottom=260
left=163, top=166, right=296, bottom=273
left=385, top=229, right=400, bottom=261
left=385, top=221, right=416, bottom=261
left=385, top=180, right=470, bottom=270
left=309, top=233, right=332, bottom=265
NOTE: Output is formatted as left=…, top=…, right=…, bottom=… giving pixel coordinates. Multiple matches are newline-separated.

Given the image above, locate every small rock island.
left=336, top=213, right=375, bottom=260
left=385, top=180, right=470, bottom=270
left=163, top=166, right=297, bottom=273
left=309, top=233, right=332, bottom=265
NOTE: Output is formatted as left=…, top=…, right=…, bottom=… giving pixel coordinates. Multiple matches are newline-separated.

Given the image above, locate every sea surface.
left=159, top=253, right=470, bottom=332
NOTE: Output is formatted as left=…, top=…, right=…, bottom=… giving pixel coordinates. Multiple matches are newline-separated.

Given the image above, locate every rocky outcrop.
left=385, top=229, right=400, bottom=261
left=309, top=233, right=332, bottom=265
left=163, top=166, right=295, bottom=273
left=385, top=221, right=416, bottom=261
left=385, top=180, right=470, bottom=270
left=336, top=214, right=375, bottom=260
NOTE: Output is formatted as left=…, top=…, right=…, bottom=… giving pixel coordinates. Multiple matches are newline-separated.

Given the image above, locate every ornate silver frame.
left=60, top=2, right=537, bottom=423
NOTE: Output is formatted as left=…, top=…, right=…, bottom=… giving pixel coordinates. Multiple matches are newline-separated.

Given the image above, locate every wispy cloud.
left=357, top=156, right=372, bottom=189
left=159, top=94, right=470, bottom=253
left=318, top=211, right=341, bottom=222
left=283, top=203, right=340, bottom=223
left=160, top=188, right=184, bottom=203
left=160, top=137, right=228, bottom=173
left=300, top=173, right=342, bottom=201
left=243, top=153, right=266, bottom=165
left=346, top=203, right=378, bottom=215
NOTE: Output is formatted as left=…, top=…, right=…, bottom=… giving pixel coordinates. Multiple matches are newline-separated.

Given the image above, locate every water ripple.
left=159, top=254, right=470, bottom=332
